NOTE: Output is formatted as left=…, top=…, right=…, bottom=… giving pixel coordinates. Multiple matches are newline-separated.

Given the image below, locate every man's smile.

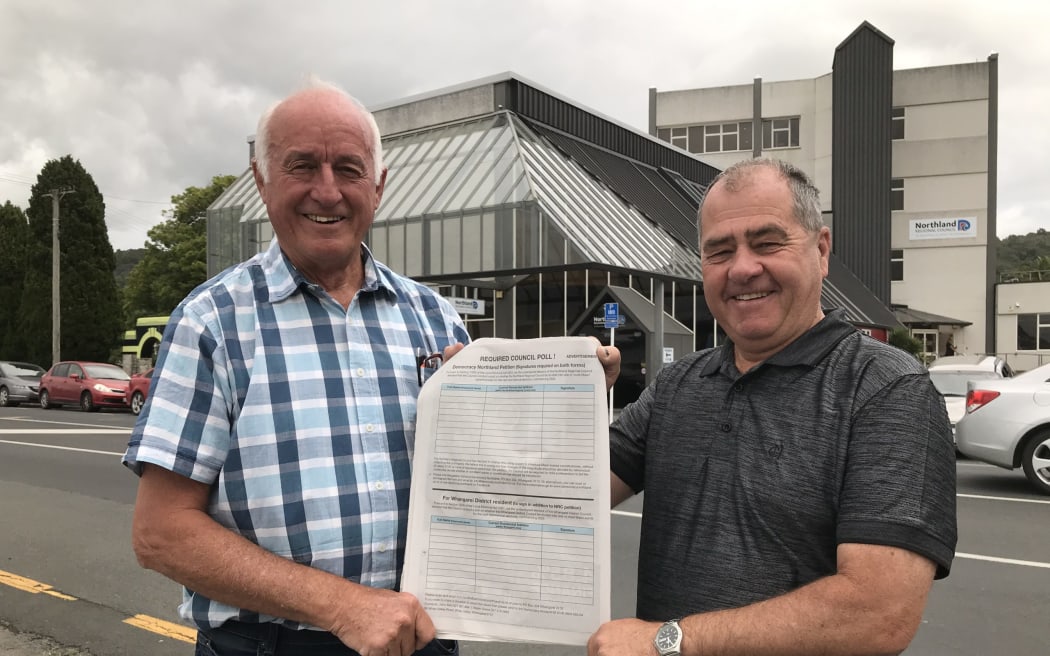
left=305, top=214, right=345, bottom=224
left=732, top=291, right=771, bottom=301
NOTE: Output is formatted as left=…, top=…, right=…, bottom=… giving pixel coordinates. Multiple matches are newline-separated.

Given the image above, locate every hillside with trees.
left=997, top=228, right=1050, bottom=281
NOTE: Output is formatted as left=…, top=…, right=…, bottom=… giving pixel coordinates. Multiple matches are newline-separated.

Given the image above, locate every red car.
left=39, top=361, right=131, bottom=412
left=126, top=368, right=154, bottom=416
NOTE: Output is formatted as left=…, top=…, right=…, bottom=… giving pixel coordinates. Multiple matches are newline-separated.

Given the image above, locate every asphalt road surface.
left=1, top=405, right=1047, bottom=655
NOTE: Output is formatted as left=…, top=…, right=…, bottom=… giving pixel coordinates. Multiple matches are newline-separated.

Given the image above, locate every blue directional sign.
left=604, top=302, right=619, bottom=329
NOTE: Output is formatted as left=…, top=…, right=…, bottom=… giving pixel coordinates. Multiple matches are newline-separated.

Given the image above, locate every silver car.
left=0, top=361, right=46, bottom=407
left=956, top=361, right=1050, bottom=495
left=927, top=355, right=1014, bottom=443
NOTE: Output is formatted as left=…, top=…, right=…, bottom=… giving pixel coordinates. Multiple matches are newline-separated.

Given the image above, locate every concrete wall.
left=373, top=85, right=495, bottom=136
left=893, top=62, right=989, bottom=106
left=995, top=282, right=1050, bottom=371
left=653, top=76, right=828, bottom=209
left=889, top=61, right=991, bottom=356
left=651, top=59, right=994, bottom=351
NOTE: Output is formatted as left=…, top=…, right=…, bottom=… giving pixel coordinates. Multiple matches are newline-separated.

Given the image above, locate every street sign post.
left=603, top=303, right=619, bottom=422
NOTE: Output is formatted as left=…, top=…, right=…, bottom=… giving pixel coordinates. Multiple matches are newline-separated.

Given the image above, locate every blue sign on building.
left=604, top=302, right=619, bottom=329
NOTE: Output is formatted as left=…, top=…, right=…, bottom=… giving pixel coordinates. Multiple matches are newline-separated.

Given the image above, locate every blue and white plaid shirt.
left=123, top=239, right=469, bottom=630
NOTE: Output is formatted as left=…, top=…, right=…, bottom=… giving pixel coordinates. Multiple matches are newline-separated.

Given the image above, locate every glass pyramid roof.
left=374, top=111, right=703, bottom=279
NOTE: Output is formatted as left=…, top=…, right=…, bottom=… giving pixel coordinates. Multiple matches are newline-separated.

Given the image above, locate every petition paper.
left=402, top=337, right=610, bottom=645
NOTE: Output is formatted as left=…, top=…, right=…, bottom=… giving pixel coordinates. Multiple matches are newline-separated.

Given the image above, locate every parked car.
left=0, top=361, right=46, bottom=407
left=126, top=368, right=154, bottom=415
left=956, top=361, right=1050, bottom=495
left=927, top=355, right=1015, bottom=441
left=38, top=361, right=131, bottom=412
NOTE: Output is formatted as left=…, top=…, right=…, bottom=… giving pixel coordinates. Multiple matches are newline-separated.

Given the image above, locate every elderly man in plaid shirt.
left=122, top=80, right=623, bottom=656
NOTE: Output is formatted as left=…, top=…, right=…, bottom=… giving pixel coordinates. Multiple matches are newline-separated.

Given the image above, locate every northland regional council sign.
left=909, top=217, right=977, bottom=240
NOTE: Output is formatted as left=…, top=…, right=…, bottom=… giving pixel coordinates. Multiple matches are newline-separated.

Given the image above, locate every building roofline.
left=835, top=20, right=895, bottom=52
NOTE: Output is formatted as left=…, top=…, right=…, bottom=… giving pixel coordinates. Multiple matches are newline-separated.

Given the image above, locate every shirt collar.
left=259, top=238, right=400, bottom=303
left=700, top=309, right=856, bottom=377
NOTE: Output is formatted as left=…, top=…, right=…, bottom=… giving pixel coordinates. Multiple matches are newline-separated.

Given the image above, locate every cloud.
left=1, top=0, right=1045, bottom=248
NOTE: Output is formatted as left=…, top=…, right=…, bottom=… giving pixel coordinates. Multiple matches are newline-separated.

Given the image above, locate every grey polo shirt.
left=610, top=311, right=957, bottom=621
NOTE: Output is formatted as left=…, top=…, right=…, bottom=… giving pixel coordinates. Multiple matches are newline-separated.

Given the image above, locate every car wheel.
left=80, top=391, right=99, bottom=413
left=0, top=386, right=9, bottom=407
left=130, top=391, right=145, bottom=416
left=1020, top=429, right=1050, bottom=496
left=40, top=389, right=54, bottom=409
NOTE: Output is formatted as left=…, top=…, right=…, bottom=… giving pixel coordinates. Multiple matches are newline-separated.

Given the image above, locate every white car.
left=955, top=361, right=1050, bottom=495
left=927, top=355, right=1014, bottom=442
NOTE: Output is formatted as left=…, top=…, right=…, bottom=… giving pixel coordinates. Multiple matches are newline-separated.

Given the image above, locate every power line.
left=0, top=170, right=170, bottom=205
left=104, top=193, right=172, bottom=205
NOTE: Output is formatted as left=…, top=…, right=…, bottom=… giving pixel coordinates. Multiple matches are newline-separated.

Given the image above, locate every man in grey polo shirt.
left=588, top=158, right=956, bottom=656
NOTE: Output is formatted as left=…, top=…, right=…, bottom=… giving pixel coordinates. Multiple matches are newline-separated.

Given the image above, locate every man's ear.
left=817, top=226, right=831, bottom=277
left=374, top=167, right=388, bottom=210
left=251, top=160, right=268, bottom=203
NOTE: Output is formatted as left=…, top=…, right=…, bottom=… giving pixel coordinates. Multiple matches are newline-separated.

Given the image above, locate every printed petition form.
left=402, top=337, right=611, bottom=645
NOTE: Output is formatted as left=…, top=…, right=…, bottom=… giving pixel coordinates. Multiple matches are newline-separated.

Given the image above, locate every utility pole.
left=43, top=188, right=74, bottom=365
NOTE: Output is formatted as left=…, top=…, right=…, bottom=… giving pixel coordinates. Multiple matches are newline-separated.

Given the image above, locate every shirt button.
left=378, top=544, right=388, bottom=553
left=734, top=383, right=744, bottom=392
left=720, top=422, right=732, bottom=432
left=356, top=368, right=366, bottom=377
left=375, top=481, right=385, bottom=490
left=366, top=424, right=375, bottom=432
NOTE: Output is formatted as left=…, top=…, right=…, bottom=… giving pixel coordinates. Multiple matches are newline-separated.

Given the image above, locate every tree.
left=123, top=175, right=237, bottom=319
left=997, top=228, right=1050, bottom=278
left=888, top=327, right=923, bottom=362
left=113, top=247, right=146, bottom=288
left=15, top=156, right=122, bottom=367
left=0, top=201, right=28, bottom=356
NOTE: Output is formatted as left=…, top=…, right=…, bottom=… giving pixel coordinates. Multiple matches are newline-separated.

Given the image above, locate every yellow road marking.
left=0, top=569, right=77, bottom=600
left=0, top=569, right=197, bottom=644
left=123, top=614, right=197, bottom=643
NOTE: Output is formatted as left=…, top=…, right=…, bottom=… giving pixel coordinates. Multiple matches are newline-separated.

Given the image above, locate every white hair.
left=253, top=75, right=383, bottom=182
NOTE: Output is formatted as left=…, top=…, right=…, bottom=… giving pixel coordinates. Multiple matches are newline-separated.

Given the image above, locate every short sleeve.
left=838, top=373, right=958, bottom=578
left=122, top=303, right=233, bottom=484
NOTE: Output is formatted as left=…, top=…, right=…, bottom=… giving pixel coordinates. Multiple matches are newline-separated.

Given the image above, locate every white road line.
left=0, top=439, right=124, bottom=457
left=958, top=493, right=1050, bottom=505
left=956, top=553, right=1050, bottom=569
left=0, top=429, right=130, bottom=435
left=0, top=417, right=130, bottom=430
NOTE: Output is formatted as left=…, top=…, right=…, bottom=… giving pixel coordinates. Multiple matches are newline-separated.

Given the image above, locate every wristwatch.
left=653, top=618, right=683, bottom=656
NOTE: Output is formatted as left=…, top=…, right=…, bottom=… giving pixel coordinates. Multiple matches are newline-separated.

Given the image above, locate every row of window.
left=657, top=107, right=906, bottom=155
left=1018, top=313, right=1050, bottom=351
left=656, top=117, right=800, bottom=154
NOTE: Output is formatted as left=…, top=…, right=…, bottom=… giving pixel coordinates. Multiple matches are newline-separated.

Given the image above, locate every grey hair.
left=253, top=75, right=384, bottom=183
left=697, top=158, right=824, bottom=239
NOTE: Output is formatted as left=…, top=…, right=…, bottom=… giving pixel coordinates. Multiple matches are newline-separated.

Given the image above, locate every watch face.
left=655, top=623, right=680, bottom=650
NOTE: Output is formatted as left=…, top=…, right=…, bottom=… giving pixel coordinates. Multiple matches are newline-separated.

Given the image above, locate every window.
left=912, top=329, right=939, bottom=365
left=892, top=107, right=905, bottom=140
left=657, top=119, right=758, bottom=154
left=890, top=249, right=904, bottom=281
left=762, top=117, right=800, bottom=149
left=704, top=123, right=741, bottom=153
left=891, top=178, right=904, bottom=211
left=1017, top=313, right=1050, bottom=350
left=670, top=127, right=687, bottom=150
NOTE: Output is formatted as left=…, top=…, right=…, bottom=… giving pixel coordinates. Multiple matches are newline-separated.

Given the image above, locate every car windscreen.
left=1, top=363, right=45, bottom=378
left=928, top=370, right=1000, bottom=396
left=83, top=364, right=132, bottom=381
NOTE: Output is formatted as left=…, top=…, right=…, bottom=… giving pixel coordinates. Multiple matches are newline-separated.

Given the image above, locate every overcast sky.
left=2, top=0, right=1045, bottom=251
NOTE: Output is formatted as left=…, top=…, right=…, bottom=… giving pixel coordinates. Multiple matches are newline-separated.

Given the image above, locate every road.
left=1, top=406, right=1047, bottom=654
